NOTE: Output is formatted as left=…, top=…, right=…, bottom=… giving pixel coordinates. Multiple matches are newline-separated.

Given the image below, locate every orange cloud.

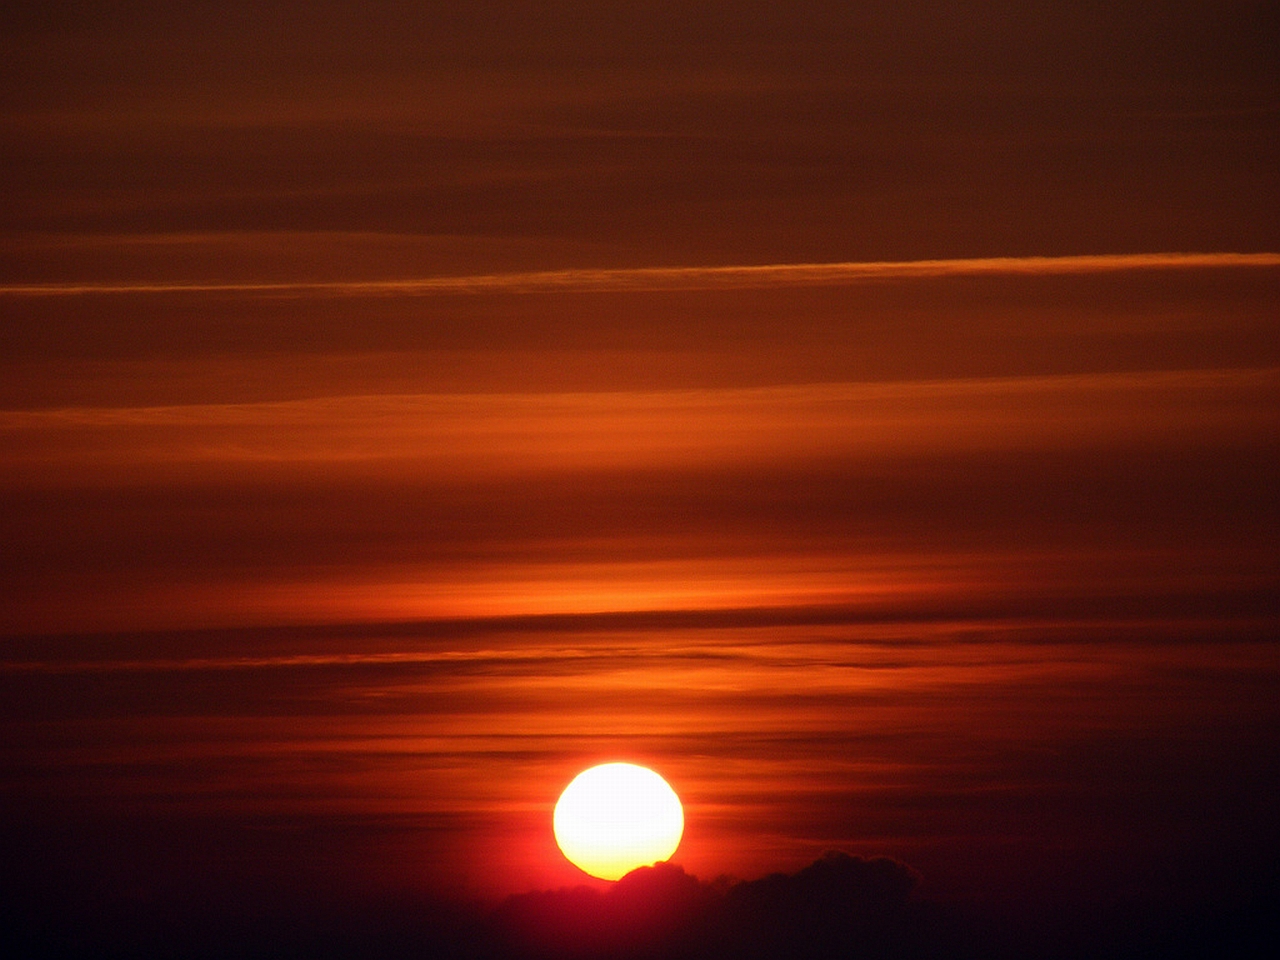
left=4, top=251, right=1278, bottom=297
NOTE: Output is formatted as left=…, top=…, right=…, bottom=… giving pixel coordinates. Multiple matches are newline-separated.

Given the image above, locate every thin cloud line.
left=2, top=252, right=1278, bottom=297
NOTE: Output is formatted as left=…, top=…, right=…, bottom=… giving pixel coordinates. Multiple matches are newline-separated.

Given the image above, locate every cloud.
left=3, top=252, right=1278, bottom=298
left=489, top=852, right=924, bottom=959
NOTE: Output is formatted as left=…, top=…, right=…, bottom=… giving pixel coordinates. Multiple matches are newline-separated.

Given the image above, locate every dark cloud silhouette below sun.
left=7, top=845, right=1277, bottom=960
left=489, top=852, right=928, bottom=960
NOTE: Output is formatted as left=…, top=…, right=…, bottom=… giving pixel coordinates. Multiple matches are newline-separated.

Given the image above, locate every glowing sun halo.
left=553, top=762, right=684, bottom=881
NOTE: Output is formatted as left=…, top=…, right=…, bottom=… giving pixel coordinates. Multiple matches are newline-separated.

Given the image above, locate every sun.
left=553, top=762, right=684, bottom=881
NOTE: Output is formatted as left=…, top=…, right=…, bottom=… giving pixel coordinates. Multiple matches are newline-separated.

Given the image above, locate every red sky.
left=1, top=3, right=1278, bottom=956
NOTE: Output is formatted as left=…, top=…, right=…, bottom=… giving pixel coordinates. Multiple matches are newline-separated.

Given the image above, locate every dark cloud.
left=7, top=846, right=1272, bottom=959
left=488, top=853, right=925, bottom=959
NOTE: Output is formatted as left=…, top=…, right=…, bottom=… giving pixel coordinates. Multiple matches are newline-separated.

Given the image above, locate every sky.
left=2, top=3, right=1278, bottom=958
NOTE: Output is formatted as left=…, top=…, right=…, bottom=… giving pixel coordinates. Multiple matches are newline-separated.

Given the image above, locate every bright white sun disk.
left=553, top=762, right=684, bottom=881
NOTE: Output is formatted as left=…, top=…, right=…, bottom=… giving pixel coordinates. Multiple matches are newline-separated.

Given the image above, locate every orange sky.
left=3, top=257, right=1276, bottom=909
left=1, top=4, right=1278, bottom=954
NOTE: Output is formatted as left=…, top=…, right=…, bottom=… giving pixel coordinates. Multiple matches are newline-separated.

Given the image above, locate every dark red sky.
left=2, top=3, right=1278, bottom=958
left=4, top=2, right=1278, bottom=266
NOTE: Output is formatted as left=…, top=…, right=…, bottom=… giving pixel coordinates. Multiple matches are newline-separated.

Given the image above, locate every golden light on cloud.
left=553, top=763, right=684, bottom=881
left=3, top=251, right=1278, bottom=297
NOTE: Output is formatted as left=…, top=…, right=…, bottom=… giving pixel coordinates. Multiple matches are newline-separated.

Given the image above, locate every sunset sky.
left=2, top=3, right=1278, bottom=957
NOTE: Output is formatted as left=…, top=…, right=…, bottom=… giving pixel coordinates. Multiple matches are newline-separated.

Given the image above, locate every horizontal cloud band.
left=3, top=251, right=1278, bottom=297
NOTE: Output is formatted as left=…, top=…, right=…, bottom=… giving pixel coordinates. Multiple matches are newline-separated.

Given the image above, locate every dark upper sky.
left=3, top=2, right=1278, bottom=271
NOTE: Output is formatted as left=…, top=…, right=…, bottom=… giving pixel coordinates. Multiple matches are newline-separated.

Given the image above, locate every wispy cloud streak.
left=3, top=252, right=1278, bottom=297
left=2, top=368, right=1274, bottom=488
